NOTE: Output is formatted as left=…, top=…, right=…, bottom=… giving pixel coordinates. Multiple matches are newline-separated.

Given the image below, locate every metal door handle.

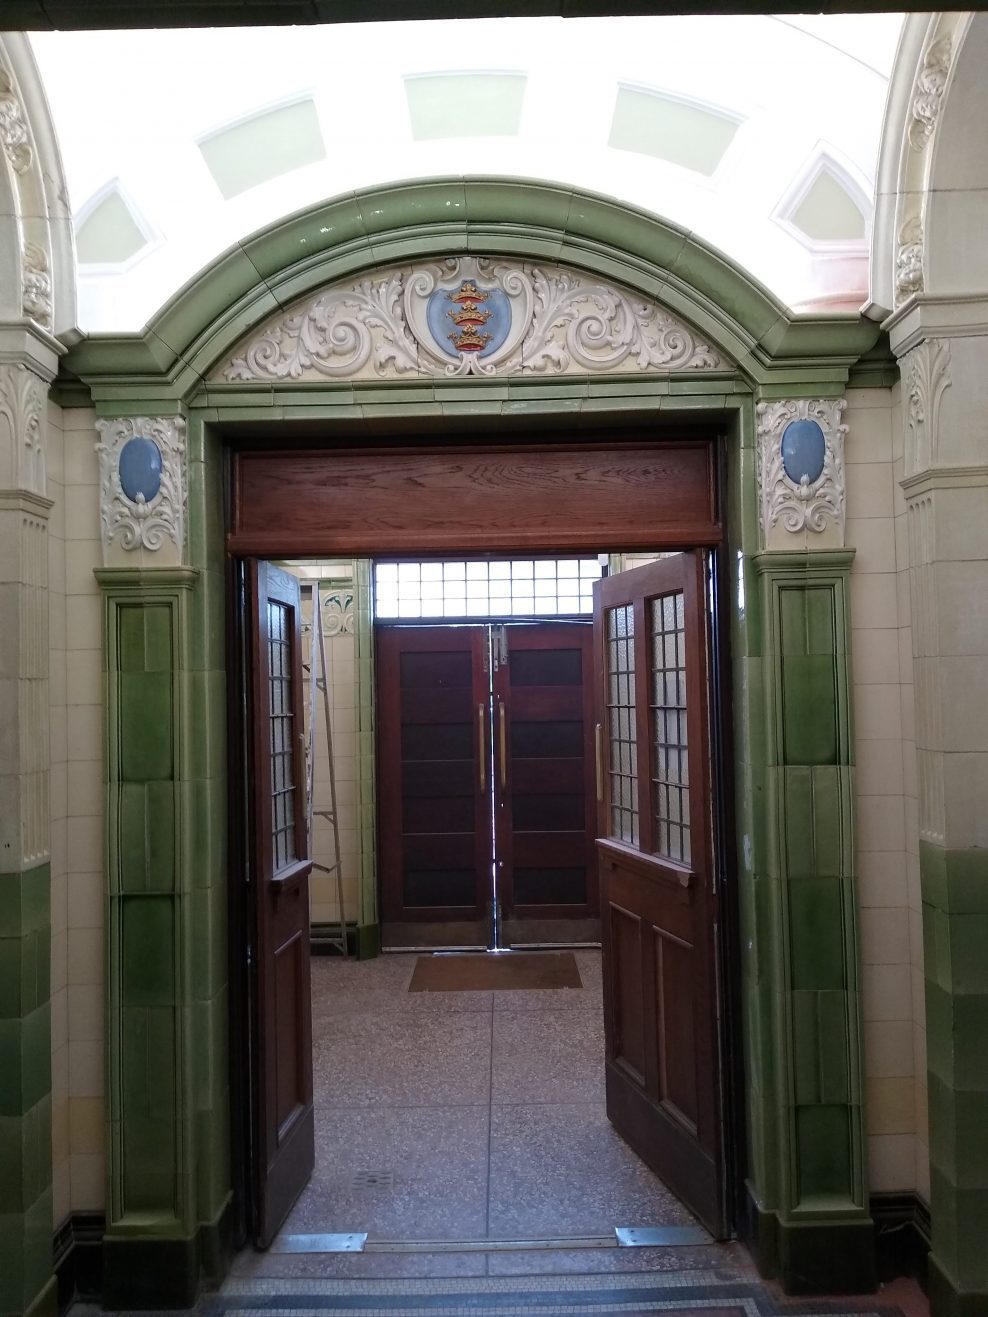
left=298, top=731, right=308, bottom=811
left=499, top=702, right=506, bottom=791
left=478, top=703, right=486, bottom=791
left=595, top=722, right=604, bottom=802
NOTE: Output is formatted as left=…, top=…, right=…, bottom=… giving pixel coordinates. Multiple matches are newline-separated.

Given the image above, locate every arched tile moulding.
left=60, top=177, right=888, bottom=1308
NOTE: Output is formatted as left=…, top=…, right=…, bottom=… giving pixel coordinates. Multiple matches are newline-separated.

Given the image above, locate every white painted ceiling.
left=30, top=13, right=904, bottom=332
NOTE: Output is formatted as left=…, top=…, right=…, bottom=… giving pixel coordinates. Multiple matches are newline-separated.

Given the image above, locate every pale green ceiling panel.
left=791, top=169, right=866, bottom=242
left=199, top=99, right=326, bottom=200
left=76, top=189, right=148, bottom=265
left=609, top=86, right=739, bottom=176
left=405, top=73, right=527, bottom=140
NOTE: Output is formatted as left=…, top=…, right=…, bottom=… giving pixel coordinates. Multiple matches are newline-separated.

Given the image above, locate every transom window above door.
left=373, top=557, right=605, bottom=620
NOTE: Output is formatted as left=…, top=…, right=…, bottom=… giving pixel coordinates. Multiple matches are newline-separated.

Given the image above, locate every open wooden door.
left=248, top=561, right=315, bottom=1247
left=593, top=554, right=726, bottom=1237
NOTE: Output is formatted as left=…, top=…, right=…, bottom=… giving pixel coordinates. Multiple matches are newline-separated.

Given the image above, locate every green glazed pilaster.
left=921, top=841, right=988, bottom=1317
left=97, top=565, right=231, bottom=1309
left=746, top=549, right=873, bottom=1292
left=0, top=355, right=58, bottom=1317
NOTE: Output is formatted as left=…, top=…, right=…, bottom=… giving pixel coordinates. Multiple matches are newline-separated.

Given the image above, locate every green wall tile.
left=945, top=846, right=988, bottom=913
left=19, top=1006, right=50, bottom=1115
left=122, top=1115, right=179, bottom=1214
left=121, top=896, right=176, bottom=1006
left=118, top=782, right=177, bottom=893
left=947, top=913, right=988, bottom=992
left=795, top=1104, right=852, bottom=1200
left=789, top=880, right=847, bottom=990
left=782, top=655, right=838, bottom=764
left=792, top=990, right=850, bottom=1106
left=119, top=672, right=174, bottom=781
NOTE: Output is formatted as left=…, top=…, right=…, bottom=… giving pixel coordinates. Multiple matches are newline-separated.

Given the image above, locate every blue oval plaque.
left=118, top=436, right=162, bottom=503
left=781, top=419, right=826, bottom=485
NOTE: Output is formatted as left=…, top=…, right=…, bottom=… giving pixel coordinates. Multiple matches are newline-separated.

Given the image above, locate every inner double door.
left=376, top=621, right=597, bottom=947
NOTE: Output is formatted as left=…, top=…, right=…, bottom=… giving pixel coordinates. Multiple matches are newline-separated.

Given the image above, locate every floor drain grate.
left=351, top=1169, right=395, bottom=1191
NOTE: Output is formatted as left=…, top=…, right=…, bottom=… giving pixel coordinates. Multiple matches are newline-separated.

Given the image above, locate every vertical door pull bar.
left=595, top=722, right=604, bottom=802
left=298, top=731, right=309, bottom=815
left=499, top=702, right=507, bottom=791
left=478, top=703, right=486, bottom=791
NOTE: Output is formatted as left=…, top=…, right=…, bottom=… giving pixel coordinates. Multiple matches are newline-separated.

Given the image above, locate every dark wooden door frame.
left=224, top=427, right=744, bottom=1249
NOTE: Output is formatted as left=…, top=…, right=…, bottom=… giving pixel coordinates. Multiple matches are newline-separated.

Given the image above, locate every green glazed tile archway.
left=57, top=178, right=889, bottom=1306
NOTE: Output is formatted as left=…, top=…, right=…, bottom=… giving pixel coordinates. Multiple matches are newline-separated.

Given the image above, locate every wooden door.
left=495, top=623, right=599, bottom=945
left=594, top=554, right=725, bottom=1236
left=376, top=626, right=492, bottom=947
left=248, top=562, right=315, bottom=1247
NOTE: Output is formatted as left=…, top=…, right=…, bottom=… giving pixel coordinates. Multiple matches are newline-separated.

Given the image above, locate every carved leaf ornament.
left=221, top=257, right=726, bottom=383
left=96, top=415, right=187, bottom=556
left=756, top=398, right=847, bottom=540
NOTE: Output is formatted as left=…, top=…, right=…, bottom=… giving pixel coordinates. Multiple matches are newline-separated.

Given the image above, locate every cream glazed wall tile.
left=47, top=399, right=70, bottom=1229
left=846, top=387, right=920, bottom=1193
left=59, top=407, right=106, bottom=1211
left=893, top=378, right=927, bottom=1191
left=294, top=565, right=362, bottom=929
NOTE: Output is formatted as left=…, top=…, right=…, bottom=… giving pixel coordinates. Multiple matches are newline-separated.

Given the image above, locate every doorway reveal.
left=228, top=428, right=736, bottom=1257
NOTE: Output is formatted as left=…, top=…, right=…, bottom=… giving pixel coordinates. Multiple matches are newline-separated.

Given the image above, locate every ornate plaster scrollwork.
left=21, top=242, right=52, bottom=328
left=0, top=361, right=46, bottom=495
left=95, top=415, right=186, bottom=564
left=756, top=398, right=847, bottom=546
left=0, top=68, right=32, bottom=174
left=904, top=338, right=951, bottom=478
left=909, top=35, right=952, bottom=151
left=895, top=216, right=924, bottom=303
left=322, top=590, right=354, bottom=637
left=220, top=257, right=725, bottom=383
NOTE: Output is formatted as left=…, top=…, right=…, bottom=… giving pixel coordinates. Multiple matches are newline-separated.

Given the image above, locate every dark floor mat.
left=408, top=950, right=582, bottom=992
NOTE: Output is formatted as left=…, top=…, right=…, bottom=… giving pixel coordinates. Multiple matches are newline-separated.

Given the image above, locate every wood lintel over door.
left=227, top=439, right=720, bottom=557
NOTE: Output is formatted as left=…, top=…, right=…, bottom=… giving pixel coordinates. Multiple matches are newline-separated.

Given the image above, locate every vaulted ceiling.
left=28, top=12, right=904, bottom=330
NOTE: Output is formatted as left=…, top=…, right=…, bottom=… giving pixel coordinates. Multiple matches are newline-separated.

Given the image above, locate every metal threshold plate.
left=615, top=1225, right=713, bottom=1247
left=364, top=1235, right=616, bottom=1253
left=271, top=1233, right=367, bottom=1253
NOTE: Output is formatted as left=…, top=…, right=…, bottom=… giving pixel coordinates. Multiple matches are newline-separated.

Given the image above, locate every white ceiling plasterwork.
left=218, top=258, right=728, bottom=383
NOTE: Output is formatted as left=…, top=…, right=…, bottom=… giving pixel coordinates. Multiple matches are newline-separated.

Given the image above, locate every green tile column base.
left=928, top=1254, right=988, bottom=1317
left=743, top=1188, right=876, bottom=1294
left=102, top=1193, right=234, bottom=1310
left=21, top=1276, right=56, bottom=1317
left=356, top=922, right=380, bottom=960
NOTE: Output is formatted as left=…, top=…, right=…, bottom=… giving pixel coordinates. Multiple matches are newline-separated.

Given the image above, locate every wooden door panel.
left=274, top=929, right=306, bottom=1133
left=654, top=927, right=698, bottom=1134
left=496, top=622, right=597, bottom=934
left=594, top=554, right=725, bottom=1237
left=249, top=561, right=314, bottom=1249
left=606, top=902, right=647, bottom=1086
left=377, top=626, right=491, bottom=937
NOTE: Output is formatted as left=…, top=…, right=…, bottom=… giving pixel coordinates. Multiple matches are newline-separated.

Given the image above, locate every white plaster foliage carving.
left=0, top=68, right=31, bottom=174
left=322, top=590, right=354, bottom=637
left=756, top=398, right=847, bottom=545
left=220, top=257, right=725, bottom=383
left=904, top=338, right=951, bottom=478
left=895, top=216, right=924, bottom=303
left=909, top=35, right=952, bottom=151
left=0, top=361, right=46, bottom=495
left=96, top=415, right=186, bottom=562
left=21, top=241, right=52, bottom=328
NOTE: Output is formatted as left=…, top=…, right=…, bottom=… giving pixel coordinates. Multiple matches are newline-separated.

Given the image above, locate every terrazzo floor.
left=67, top=949, right=929, bottom=1315
left=272, top=948, right=697, bottom=1249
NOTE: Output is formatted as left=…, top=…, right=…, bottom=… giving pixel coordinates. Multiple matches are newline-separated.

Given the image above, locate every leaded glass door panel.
left=592, top=552, right=726, bottom=1237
